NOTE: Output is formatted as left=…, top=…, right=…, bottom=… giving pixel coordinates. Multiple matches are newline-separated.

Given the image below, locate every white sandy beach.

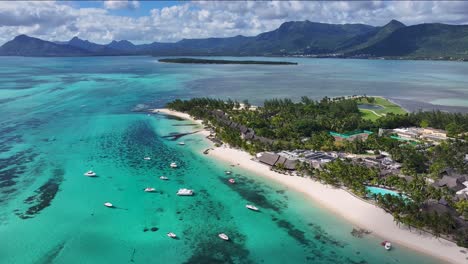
left=154, top=108, right=467, bottom=264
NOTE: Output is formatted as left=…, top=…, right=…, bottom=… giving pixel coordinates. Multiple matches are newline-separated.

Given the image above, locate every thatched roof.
left=436, top=176, right=466, bottom=192
left=276, top=156, right=287, bottom=166
left=283, top=159, right=297, bottom=170
left=259, top=153, right=280, bottom=166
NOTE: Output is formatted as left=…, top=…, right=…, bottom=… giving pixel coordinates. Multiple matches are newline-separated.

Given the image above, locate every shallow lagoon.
left=0, top=56, right=463, bottom=263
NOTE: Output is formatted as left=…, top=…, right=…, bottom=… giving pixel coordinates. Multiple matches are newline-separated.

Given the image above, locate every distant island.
left=158, top=58, right=298, bottom=65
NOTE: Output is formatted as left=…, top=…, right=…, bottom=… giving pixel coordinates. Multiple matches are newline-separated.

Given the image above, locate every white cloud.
left=0, top=1, right=468, bottom=45
left=103, top=0, right=139, bottom=10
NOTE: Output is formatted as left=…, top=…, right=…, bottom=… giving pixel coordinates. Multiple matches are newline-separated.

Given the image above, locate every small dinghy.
left=170, top=162, right=178, bottom=168
left=144, top=187, right=156, bottom=192
left=167, top=232, right=177, bottom=238
left=381, top=241, right=392, bottom=250
left=246, top=204, right=259, bottom=211
left=104, top=202, right=113, bottom=208
left=159, top=176, right=169, bottom=180
left=144, top=157, right=151, bottom=160
left=218, top=233, right=229, bottom=241
left=84, top=170, right=96, bottom=177
left=228, top=178, right=235, bottom=184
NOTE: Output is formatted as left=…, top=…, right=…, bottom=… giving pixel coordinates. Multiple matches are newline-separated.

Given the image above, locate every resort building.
left=387, top=127, right=448, bottom=143
left=257, top=152, right=297, bottom=170
left=433, top=169, right=468, bottom=193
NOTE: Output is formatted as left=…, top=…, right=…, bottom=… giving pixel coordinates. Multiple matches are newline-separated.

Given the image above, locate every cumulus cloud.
left=104, top=0, right=139, bottom=10
left=0, top=1, right=468, bottom=45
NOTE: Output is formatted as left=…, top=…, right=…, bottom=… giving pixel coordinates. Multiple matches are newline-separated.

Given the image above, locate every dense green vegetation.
left=158, top=58, right=298, bottom=65
left=167, top=96, right=468, bottom=246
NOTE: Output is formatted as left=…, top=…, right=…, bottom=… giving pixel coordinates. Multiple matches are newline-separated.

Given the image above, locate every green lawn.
left=356, top=97, right=407, bottom=120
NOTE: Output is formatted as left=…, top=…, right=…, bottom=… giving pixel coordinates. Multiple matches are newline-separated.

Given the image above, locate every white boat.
left=228, top=178, right=235, bottom=184
left=246, top=204, right=259, bottom=211
left=84, top=170, right=96, bottom=177
left=167, top=232, right=177, bottom=238
left=159, top=176, right=169, bottom=180
left=170, top=162, right=178, bottom=168
left=225, top=171, right=232, bottom=175
left=218, top=233, right=229, bottom=241
left=104, top=202, right=113, bottom=208
left=144, top=157, right=151, bottom=160
left=177, top=188, right=194, bottom=196
left=178, top=142, right=185, bottom=145
left=144, top=187, right=156, bottom=192
left=384, top=241, right=392, bottom=250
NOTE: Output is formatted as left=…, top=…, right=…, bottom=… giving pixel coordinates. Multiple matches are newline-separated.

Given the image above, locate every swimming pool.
left=366, top=186, right=406, bottom=198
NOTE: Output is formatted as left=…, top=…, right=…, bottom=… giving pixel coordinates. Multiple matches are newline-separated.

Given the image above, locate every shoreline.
left=152, top=108, right=467, bottom=264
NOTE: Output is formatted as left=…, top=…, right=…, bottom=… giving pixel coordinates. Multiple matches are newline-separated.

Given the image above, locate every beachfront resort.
left=164, top=96, right=468, bottom=252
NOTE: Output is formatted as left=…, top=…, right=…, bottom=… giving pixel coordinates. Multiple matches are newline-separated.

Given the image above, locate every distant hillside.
left=242, top=21, right=375, bottom=55
left=349, top=23, right=468, bottom=59
left=338, top=20, right=406, bottom=52
left=1, top=20, right=468, bottom=60
left=0, top=35, right=90, bottom=56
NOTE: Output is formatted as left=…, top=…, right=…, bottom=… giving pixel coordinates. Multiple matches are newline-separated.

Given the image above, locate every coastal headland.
left=152, top=107, right=468, bottom=264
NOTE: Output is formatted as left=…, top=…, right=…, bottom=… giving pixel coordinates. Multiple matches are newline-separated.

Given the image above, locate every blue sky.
left=75, top=1, right=180, bottom=17
left=1, top=1, right=468, bottom=45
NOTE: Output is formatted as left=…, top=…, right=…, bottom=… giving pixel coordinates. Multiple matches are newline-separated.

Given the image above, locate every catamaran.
left=177, top=188, right=194, bottom=196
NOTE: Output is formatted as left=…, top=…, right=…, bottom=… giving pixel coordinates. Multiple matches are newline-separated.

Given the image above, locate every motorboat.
left=178, top=142, right=185, bottom=145
left=159, top=176, right=169, bottom=180
left=246, top=204, right=259, bottom=211
left=177, top=188, right=194, bottom=196
left=84, top=170, right=96, bottom=177
left=228, top=178, right=235, bottom=184
left=225, top=171, right=232, bottom=175
left=144, top=157, right=151, bottom=160
left=170, top=162, right=178, bottom=168
left=218, top=233, right=229, bottom=241
left=104, top=202, right=113, bottom=208
left=144, top=187, right=156, bottom=192
left=382, top=241, right=392, bottom=250
left=167, top=232, right=177, bottom=238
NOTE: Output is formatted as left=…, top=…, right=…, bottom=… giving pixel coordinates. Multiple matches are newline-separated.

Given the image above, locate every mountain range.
left=1, top=20, right=468, bottom=60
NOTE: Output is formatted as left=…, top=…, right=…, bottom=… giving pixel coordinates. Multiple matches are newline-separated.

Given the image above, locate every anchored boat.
left=218, top=233, right=229, bottom=241
left=246, top=204, right=259, bottom=211
left=177, top=188, right=194, bottom=196
left=84, top=170, right=96, bottom=177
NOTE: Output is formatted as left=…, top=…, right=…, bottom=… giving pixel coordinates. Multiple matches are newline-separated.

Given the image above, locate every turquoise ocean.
left=1, top=56, right=468, bottom=263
